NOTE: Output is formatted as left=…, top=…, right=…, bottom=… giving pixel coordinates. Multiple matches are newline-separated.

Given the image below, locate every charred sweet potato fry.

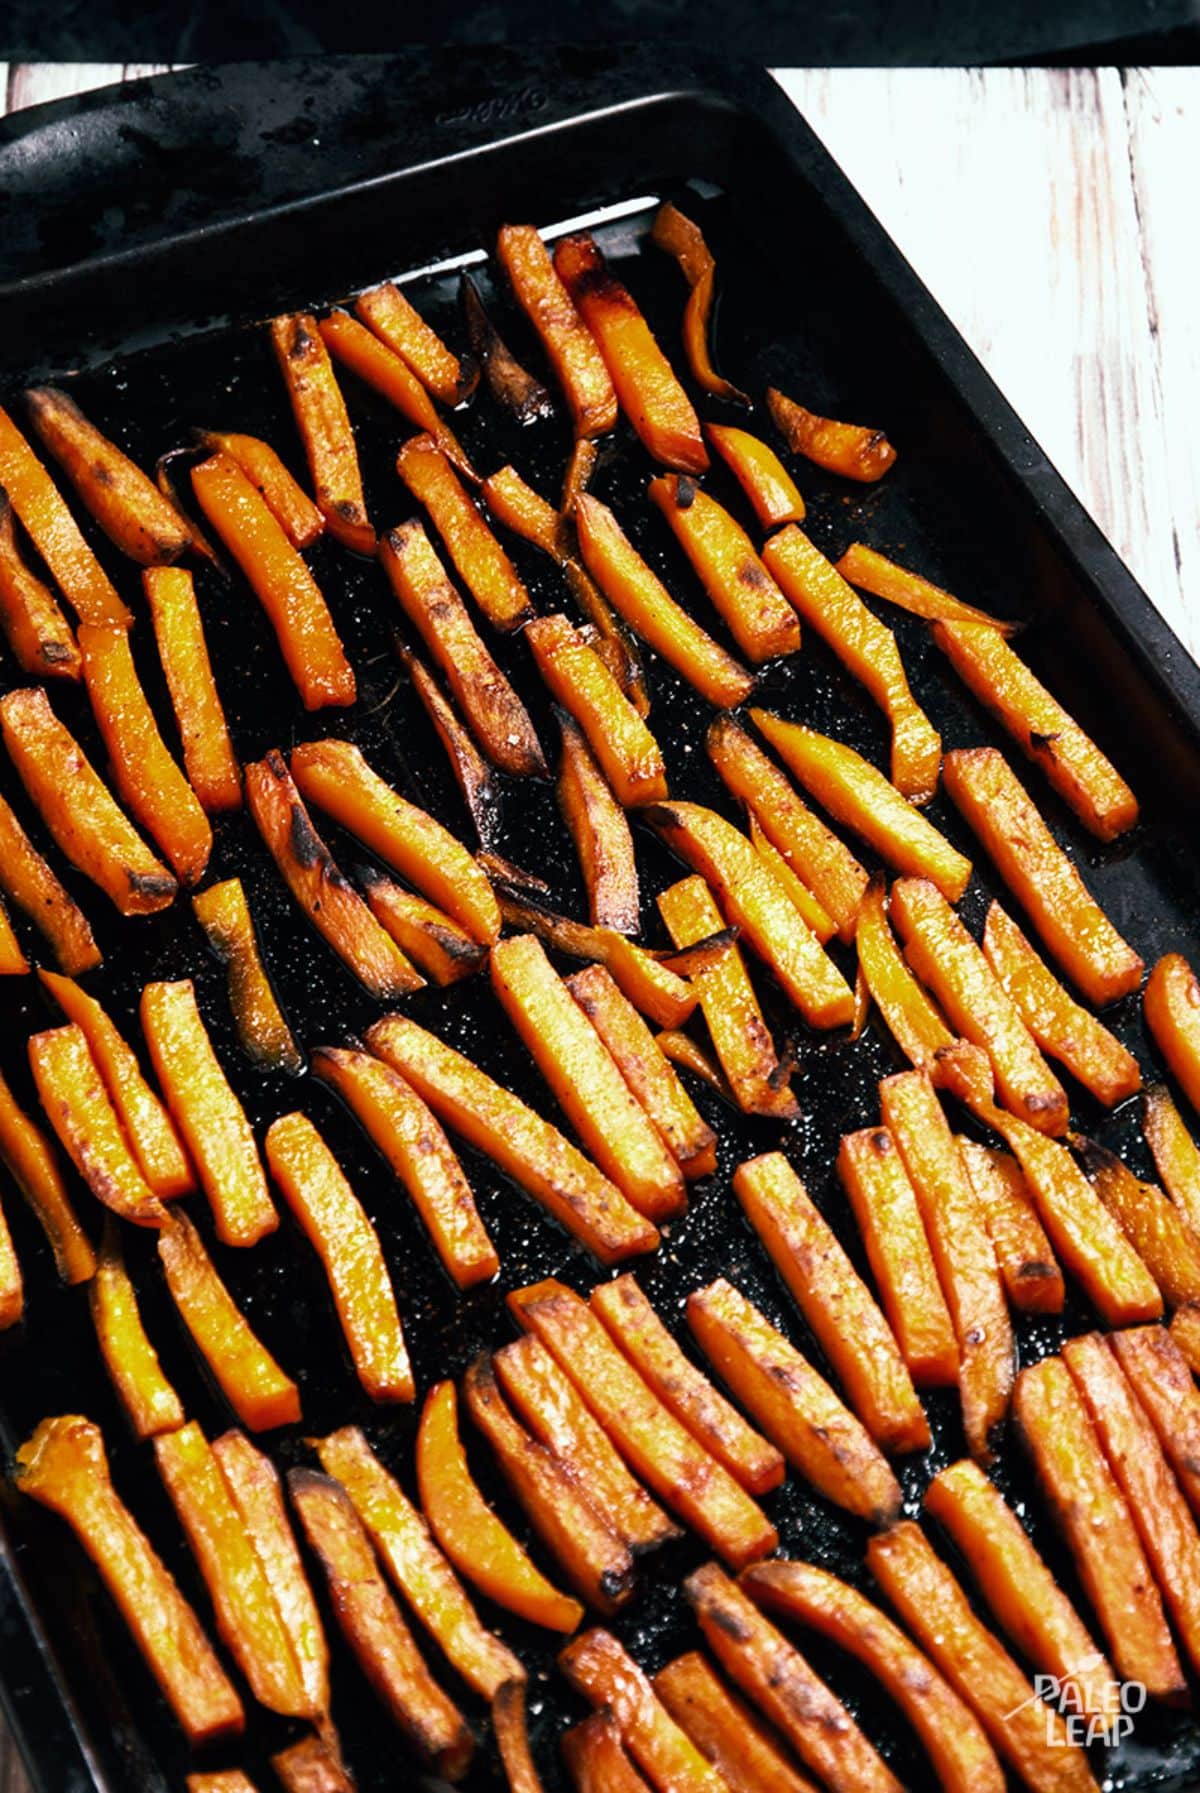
left=649, top=476, right=799, bottom=664
left=25, top=386, right=189, bottom=564
left=649, top=202, right=749, bottom=406
left=555, top=234, right=707, bottom=473
left=461, top=273, right=554, bottom=423
left=562, top=559, right=650, bottom=716
left=0, top=404, right=129, bottom=624
left=1014, top=1355, right=1185, bottom=1701
left=527, top=614, right=665, bottom=805
left=934, top=618, right=1137, bottom=840
left=89, top=1217, right=184, bottom=1437
left=653, top=1654, right=815, bottom=1793
left=945, top=755, right=1142, bottom=1013
left=1111, top=1325, right=1200, bottom=1519
left=29, top=1023, right=167, bottom=1228
left=311, top=1045, right=498, bottom=1290
left=191, top=451, right=355, bottom=708
left=732, top=1151, right=929, bottom=1453
left=287, top=1468, right=473, bottom=1780
left=157, top=1209, right=300, bottom=1429
left=835, top=542, right=1017, bottom=632
left=0, top=685, right=176, bottom=915
left=397, top=433, right=532, bottom=631
left=269, top=313, right=373, bottom=553
left=491, top=934, right=687, bottom=1223
left=192, top=878, right=302, bottom=1074
left=0, top=486, right=80, bottom=677
left=837, top=1127, right=957, bottom=1388
left=315, top=1424, right=524, bottom=1699
left=746, top=812, right=835, bottom=944
left=266, top=1111, right=413, bottom=1401
left=317, top=311, right=471, bottom=472
left=767, top=387, right=897, bottom=483
left=509, top=1278, right=777, bottom=1567
left=196, top=430, right=323, bottom=548
left=355, top=280, right=475, bottom=408
left=496, top=894, right=695, bottom=1029
left=143, top=565, right=242, bottom=813
left=1145, top=951, right=1200, bottom=1115
left=1074, top=1135, right=1200, bottom=1308
left=497, top=225, right=618, bottom=438
left=1172, top=1301, right=1200, bottom=1371
left=15, top=1415, right=243, bottom=1745
left=398, top=642, right=502, bottom=844
left=866, top=1521, right=1098, bottom=1793
left=855, top=875, right=953, bottom=1065
left=270, top=1735, right=353, bottom=1793
left=154, top=451, right=220, bottom=567
left=0, top=792, right=99, bottom=973
left=0, top=1069, right=95, bottom=1282
left=562, top=1711, right=655, bottom=1792
left=561, top=1632, right=727, bottom=1793
left=366, top=1013, right=659, bottom=1263
left=483, top=464, right=568, bottom=560
left=704, top=423, right=805, bottom=528
left=141, top=978, right=276, bottom=1247
left=556, top=713, right=640, bottom=935
left=957, top=1137, right=1064, bottom=1312
left=359, top=869, right=487, bottom=987
left=591, top=1274, right=783, bottom=1494
left=575, top=494, right=754, bottom=708
left=1145, top=1081, right=1200, bottom=1229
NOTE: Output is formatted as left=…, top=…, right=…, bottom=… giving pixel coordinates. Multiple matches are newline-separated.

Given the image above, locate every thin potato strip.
left=269, top=312, right=373, bottom=553
left=1073, top=1136, right=1200, bottom=1308
left=653, top=1653, right=817, bottom=1793
left=317, top=312, right=471, bottom=474
left=482, top=465, right=568, bottom=560
left=25, top=386, right=189, bottom=565
left=355, top=281, right=475, bottom=408
left=768, top=387, right=897, bottom=482
left=1110, top=1325, right=1200, bottom=1521
left=497, top=225, right=618, bottom=439
left=460, top=273, right=554, bottom=423
left=957, top=1138, right=1064, bottom=1313
left=192, top=878, right=303, bottom=1074
left=836, top=542, right=1017, bottom=632
left=649, top=476, right=799, bottom=663
left=854, top=875, right=954, bottom=1066
left=196, top=430, right=323, bottom=547
left=561, top=1712, right=655, bottom=1792
left=1145, top=952, right=1200, bottom=1115
left=396, top=434, right=532, bottom=631
left=703, top=423, right=805, bottom=528
left=90, top=1217, right=184, bottom=1439
left=29, top=1023, right=167, bottom=1228
left=557, top=712, right=640, bottom=935
left=360, top=871, right=487, bottom=987
left=496, top=895, right=695, bottom=1031
left=0, top=791, right=100, bottom=974
left=526, top=613, right=665, bottom=804
left=0, top=487, right=81, bottom=678
left=746, top=812, right=836, bottom=943
left=559, top=1628, right=727, bottom=1793
left=649, top=202, right=750, bottom=406
left=398, top=643, right=502, bottom=846
left=1144, top=1082, right=1200, bottom=1230
left=0, top=404, right=130, bottom=624
left=0, top=1068, right=95, bottom=1283
left=143, top=565, right=242, bottom=813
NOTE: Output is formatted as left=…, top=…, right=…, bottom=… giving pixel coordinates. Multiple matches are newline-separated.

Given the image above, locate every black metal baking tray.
left=2, top=50, right=1200, bottom=1793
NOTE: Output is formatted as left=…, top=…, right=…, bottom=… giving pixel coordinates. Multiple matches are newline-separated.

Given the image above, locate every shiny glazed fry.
left=1171, top=1300, right=1200, bottom=1371
left=653, top=1653, right=815, bottom=1793
left=957, top=1137, right=1065, bottom=1312
left=399, top=642, right=502, bottom=844
left=1145, top=1082, right=1200, bottom=1229
left=1145, top=951, right=1200, bottom=1114
left=746, top=812, right=835, bottom=943
left=704, top=423, right=805, bottom=528
left=1074, top=1135, right=1200, bottom=1307
left=526, top=614, right=665, bottom=805
left=25, top=386, right=189, bottom=564
left=192, top=878, right=302, bottom=1073
left=0, top=793, right=99, bottom=973
left=558, top=1628, right=728, bottom=1793
left=270, top=1735, right=353, bottom=1793
left=0, top=1069, right=95, bottom=1282
left=0, top=404, right=129, bottom=624
left=196, top=429, right=324, bottom=547
left=563, top=559, right=650, bottom=716
left=315, top=1424, right=524, bottom=1699
left=397, top=433, right=532, bottom=631
left=154, top=452, right=220, bottom=567
left=649, top=476, right=799, bottom=663
left=15, top=1415, right=243, bottom=1746
left=461, top=273, right=554, bottom=423
left=934, top=618, right=1138, bottom=839
left=190, top=451, right=355, bottom=708
left=497, top=224, right=618, bottom=438
left=482, top=464, right=568, bottom=559
left=185, top=1775, right=258, bottom=1793
left=555, top=234, right=707, bottom=473
left=496, top=895, right=695, bottom=1029
left=650, top=202, right=749, bottom=406
left=355, top=280, right=475, bottom=407
left=90, top=1217, right=183, bottom=1437
left=492, top=1680, right=546, bottom=1793
left=557, top=712, right=640, bottom=934
left=311, top=1045, right=497, bottom=1290
left=269, top=312, right=373, bottom=552
left=29, top=1023, right=167, bottom=1227
left=835, top=542, right=1017, bottom=632
left=941, top=745, right=1143, bottom=1006
left=157, top=1209, right=300, bottom=1430
left=0, top=685, right=176, bottom=915
left=359, top=869, right=487, bottom=987
left=732, top=1151, right=929, bottom=1453
left=143, top=565, right=242, bottom=813
left=855, top=875, right=953, bottom=1065
left=317, top=312, right=471, bottom=473
left=366, top=1014, right=659, bottom=1263
left=562, top=1712, right=654, bottom=1792
left=767, top=387, right=897, bottom=482
left=1110, top=1325, right=1200, bottom=1519
left=0, top=900, right=26, bottom=976
left=0, top=1194, right=21, bottom=1326
left=0, top=487, right=80, bottom=677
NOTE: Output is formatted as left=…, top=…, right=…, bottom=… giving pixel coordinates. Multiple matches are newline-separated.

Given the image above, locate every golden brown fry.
left=0, top=901, right=26, bottom=977
left=767, top=387, right=896, bottom=483
left=461, top=273, right=554, bottom=422
left=653, top=1653, right=816, bottom=1793
left=0, top=792, right=99, bottom=974
left=704, top=423, right=805, bottom=528
left=835, top=542, right=1017, bottom=632
left=29, top=1023, right=167, bottom=1228
left=317, top=311, right=472, bottom=474
left=1073, top=1135, right=1200, bottom=1308
left=0, top=1068, right=95, bottom=1283
left=186, top=1774, right=258, bottom=1793
left=526, top=613, right=665, bottom=805
left=483, top=464, right=569, bottom=559
left=93, top=1218, right=178, bottom=1436
left=196, top=430, right=323, bottom=548
left=497, top=894, right=695, bottom=1030
left=1145, top=951, right=1200, bottom=1116
left=25, top=386, right=189, bottom=565
left=1144, top=1081, right=1200, bottom=1230
left=1172, top=1298, right=1200, bottom=1370
left=355, top=280, right=476, bottom=408
left=746, top=812, right=835, bottom=944
left=269, top=312, right=374, bottom=553
left=561, top=1631, right=728, bottom=1793
left=192, top=878, right=302, bottom=1074
left=0, top=405, right=128, bottom=623
left=855, top=874, right=953, bottom=1066
left=1110, top=1325, right=1200, bottom=1519
left=650, top=202, right=749, bottom=407
left=557, top=711, right=640, bottom=935
left=492, top=1679, right=547, bottom=1793
left=154, top=452, right=221, bottom=568
left=563, top=558, right=651, bottom=718
left=143, top=565, right=242, bottom=814
left=562, top=1712, right=655, bottom=1793
left=0, top=486, right=80, bottom=678
left=957, top=1138, right=1065, bottom=1312
left=497, top=224, right=618, bottom=438
left=270, top=1735, right=353, bottom=1793
left=398, top=643, right=503, bottom=845
left=649, top=476, right=799, bottom=663
left=397, top=433, right=532, bottom=631
left=360, top=869, right=487, bottom=987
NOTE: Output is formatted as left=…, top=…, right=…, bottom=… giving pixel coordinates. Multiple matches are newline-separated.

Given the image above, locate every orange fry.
left=704, top=422, right=805, bottom=528
left=0, top=792, right=99, bottom=974
left=29, top=1023, right=166, bottom=1228
left=397, top=433, right=532, bottom=631
left=1145, top=951, right=1200, bottom=1114
left=653, top=1653, right=816, bottom=1793
left=269, top=312, right=373, bottom=553
left=526, top=613, right=665, bottom=804
left=1144, top=1081, right=1200, bottom=1230
left=25, top=386, right=188, bottom=565
left=196, top=430, right=323, bottom=547
left=1110, top=1325, right=1200, bottom=1520
left=649, top=202, right=749, bottom=406
left=562, top=1712, right=655, bottom=1792
left=317, top=311, right=470, bottom=473
left=192, top=877, right=302, bottom=1074
left=835, top=542, right=1017, bottom=632
left=767, top=387, right=896, bottom=482
left=360, top=870, right=487, bottom=987
left=746, top=811, right=836, bottom=943
left=649, top=475, right=800, bottom=663
left=270, top=1736, right=352, bottom=1792
left=560, top=1629, right=727, bottom=1793
left=496, top=894, right=695, bottom=1030
left=957, top=1138, right=1064, bottom=1312
left=0, top=486, right=80, bottom=678
left=0, top=404, right=129, bottom=624
left=460, top=272, right=554, bottom=424
left=0, top=1068, right=95, bottom=1283
left=1074, top=1135, right=1200, bottom=1308
left=399, top=643, right=502, bottom=844
left=855, top=875, right=954, bottom=1067
left=497, top=224, right=618, bottom=438
left=482, top=464, right=568, bottom=560
left=355, top=280, right=475, bottom=407
left=143, top=565, right=241, bottom=813
left=557, top=712, right=640, bottom=935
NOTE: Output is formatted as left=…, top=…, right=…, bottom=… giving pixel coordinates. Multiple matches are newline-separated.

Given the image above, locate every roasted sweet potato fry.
left=562, top=1712, right=655, bottom=1793
left=315, top=1424, right=524, bottom=1699
left=1110, top=1325, right=1200, bottom=1519
left=556, top=713, right=640, bottom=935
left=269, top=313, right=373, bottom=553
left=0, top=486, right=80, bottom=677
left=398, top=642, right=502, bottom=845
left=866, top=1521, right=1098, bottom=1793
left=492, top=1679, right=547, bottom=1793
left=0, top=1068, right=94, bottom=1282
left=1145, top=951, right=1200, bottom=1116
left=192, top=878, right=302, bottom=1074
left=0, top=901, right=26, bottom=976
left=397, top=434, right=532, bottom=631
left=942, top=746, right=1143, bottom=1007
left=143, top=565, right=242, bottom=813
left=653, top=1654, right=815, bottom=1793
left=745, top=812, right=835, bottom=944
left=270, top=1735, right=353, bottom=1793
left=1144, top=1081, right=1200, bottom=1229
left=15, top=1415, right=243, bottom=1746
left=934, top=618, right=1137, bottom=840
left=649, top=202, right=749, bottom=406
left=317, top=311, right=471, bottom=472
left=0, top=793, right=99, bottom=973
left=555, top=234, right=707, bottom=473
left=650, top=476, right=799, bottom=664
left=854, top=875, right=952, bottom=1067
left=483, top=464, right=568, bottom=560
left=311, top=1045, right=498, bottom=1290
left=704, top=422, right=805, bottom=528
left=355, top=280, right=475, bottom=408
left=154, top=451, right=220, bottom=567
left=835, top=542, right=1017, bottom=632
left=497, top=225, right=618, bottom=438
left=575, top=493, right=754, bottom=708
left=0, top=1189, right=21, bottom=1325
left=29, top=1022, right=167, bottom=1228
left=461, top=273, right=554, bottom=423
left=287, top=1468, right=473, bottom=1780
left=1074, top=1135, right=1200, bottom=1307
left=562, top=558, right=650, bottom=716
left=767, top=387, right=896, bottom=483
left=559, top=1628, right=728, bottom=1792
left=509, top=1278, right=776, bottom=1567
left=186, top=1774, right=258, bottom=1793
left=1171, top=1300, right=1200, bottom=1371
left=0, top=404, right=129, bottom=624
left=366, top=1014, right=659, bottom=1264
left=196, top=430, right=323, bottom=548
left=89, top=1217, right=183, bottom=1437
left=157, top=1209, right=300, bottom=1429
left=732, top=1151, right=928, bottom=1453
left=957, top=1137, right=1064, bottom=1312
left=359, top=869, right=487, bottom=987
left=496, top=893, right=693, bottom=1028
left=25, top=386, right=189, bottom=564
left=527, top=614, right=665, bottom=805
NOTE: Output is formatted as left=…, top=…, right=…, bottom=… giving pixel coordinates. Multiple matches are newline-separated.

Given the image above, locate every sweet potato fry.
left=25, top=386, right=188, bottom=564
left=0, top=404, right=129, bottom=624
left=649, top=202, right=749, bottom=406
left=366, top=1013, right=659, bottom=1263
left=555, top=234, right=707, bottom=473
left=157, top=1209, right=300, bottom=1429
left=575, top=494, right=754, bottom=708
left=266, top=1111, right=412, bottom=1401
left=311, top=1045, right=497, bottom=1290
left=461, top=273, right=554, bottom=423
left=649, top=476, right=799, bottom=663
left=591, top=1274, right=783, bottom=1494
left=15, top=1415, right=243, bottom=1746
left=527, top=614, right=665, bottom=805
left=1145, top=1081, right=1200, bottom=1229
left=732, top=1150, right=928, bottom=1453
left=492, top=1679, right=547, bottom=1793
left=143, top=565, right=241, bottom=813
left=355, top=280, right=475, bottom=408
left=463, top=1354, right=636, bottom=1614
left=492, top=1333, right=678, bottom=1555
left=141, top=978, right=275, bottom=1247
left=0, top=685, right=176, bottom=915
left=269, top=313, right=373, bottom=553
left=154, top=451, right=220, bottom=567
left=744, top=1559, right=1005, bottom=1793
left=1015, top=1355, right=1185, bottom=1700
left=397, top=434, right=532, bottom=631
left=1145, top=950, right=1200, bottom=1116
left=956, top=1137, right=1064, bottom=1312
left=934, top=618, right=1137, bottom=840
left=941, top=746, right=1143, bottom=1006
left=0, top=1069, right=94, bottom=1282
left=562, top=558, right=651, bottom=716
left=191, top=451, right=355, bottom=708
left=196, top=429, right=323, bottom=547
left=1171, top=1300, right=1200, bottom=1371
left=556, top=713, right=640, bottom=935
left=359, top=868, right=487, bottom=987
left=89, top=1217, right=183, bottom=1437
left=29, top=1023, right=166, bottom=1228
left=287, top=1468, right=473, bottom=1780
left=0, top=901, right=27, bottom=976
left=685, top=1563, right=901, bottom=1793
left=317, top=311, right=471, bottom=472
left=562, top=1712, right=655, bottom=1792
left=854, top=875, right=952, bottom=1066
left=745, top=812, right=835, bottom=944
left=496, top=894, right=694, bottom=1029
left=491, top=933, right=687, bottom=1222
left=688, top=1276, right=901, bottom=1521
left=835, top=542, right=1017, bottom=632
left=1073, top=1135, right=1200, bottom=1308
left=0, top=793, right=98, bottom=973
left=186, top=1775, right=258, bottom=1792
left=398, top=644, right=501, bottom=846
left=497, top=224, right=618, bottom=438
left=1110, top=1325, right=1200, bottom=1519
left=653, top=1654, right=815, bottom=1793
left=483, top=464, right=568, bottom=559
left=559, top=1628, right=728, bottom=1792
left=270, top=1736, right=353, bottom=1793
left=837, top=1127, right=957, bottom=1387
left=767, top=387, right=896, bottom=482
left=0, top=486, right=80, bottom=677
left=761, top=529, right=939, bottom=800
left=866, top=1521, right=1098, bottom=1793
left=0, top=1189, right=21, bottom=1325
left=704, top=423, right=805, bottom=528
left=509, top=1278, right=777, bottom=1566
left=315, top=1424, right=524, bottom=1699
left=192, top=878, right=302, bottom=1074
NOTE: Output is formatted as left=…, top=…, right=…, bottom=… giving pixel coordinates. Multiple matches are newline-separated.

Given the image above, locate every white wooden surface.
left=0, top=60, right=1196, bottom=1792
